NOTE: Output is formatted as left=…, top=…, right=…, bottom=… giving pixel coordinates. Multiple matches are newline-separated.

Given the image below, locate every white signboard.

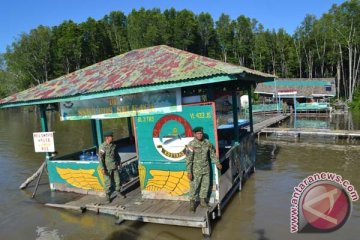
left=60, top=89, right=182, bottom=121
left=33, top=132, right=55, bottom=152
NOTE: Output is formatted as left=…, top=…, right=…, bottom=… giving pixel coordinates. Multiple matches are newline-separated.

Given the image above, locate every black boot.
left=117, top=191, right=126, bottom=199
left=189, top=200, right=196, bottom=212
left=106, top=194, right=112, bottom=203
left=200, top=198, right=210, bottom=208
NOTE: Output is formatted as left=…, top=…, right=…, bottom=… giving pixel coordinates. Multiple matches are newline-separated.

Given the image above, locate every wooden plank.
left=261, top=127, right=360, bottom=137
left=170, top=201, right=208, bottom=221
left=48, top=185, right=211, bottom=229
left=85, top=204, right=125, bottom=211
left=251, top=114, right=290, bottom=133
left=143, top=199, right=173, bottom=215
left=202, top=212, right=212, bottom=236
left=260, top=140, right=360, bottom=150
left=19, top=160, right=46, bottom=189
left=45, top=203, right=86, bottom=213
left=124, top=199, right=161, bottom=214
left=121, top=214, right=206, bottom=228
left=158, top=200, right=183, bottom=216
left=219, top=168, right=233, bottom=201
left=119, top=205, right=206, bottom=222
left=142, top=199, right=169, bottom=214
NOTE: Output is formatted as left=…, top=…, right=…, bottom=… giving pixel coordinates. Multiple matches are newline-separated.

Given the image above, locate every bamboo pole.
left=45, top=203, right=86, bottom=213
left=32, top=161, right=46, bottom=198
left=19, top=160, right=46, bottom=190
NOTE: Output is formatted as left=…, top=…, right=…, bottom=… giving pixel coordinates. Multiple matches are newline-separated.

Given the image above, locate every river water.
left=0, top=110, right=359, bottom=240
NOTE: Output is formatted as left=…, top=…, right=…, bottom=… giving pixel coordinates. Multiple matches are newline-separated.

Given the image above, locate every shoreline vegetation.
left=1, top=1, right=360, bottom=107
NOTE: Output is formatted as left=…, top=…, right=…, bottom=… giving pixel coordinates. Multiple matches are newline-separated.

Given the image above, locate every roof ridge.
left=162, top=46, right=275, bottom=78
left=161, top=45, right=228, bottom=74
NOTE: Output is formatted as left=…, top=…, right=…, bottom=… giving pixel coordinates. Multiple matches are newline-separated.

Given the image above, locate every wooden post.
left=207, top=84, right=215, bottom=101
left=232, top=91, right=239, bottom=143
left=32, top=163, right=46, bottom=198
left=95, top=119, right=103, bottom=146
left=19, top=160, right=46, bottom=189
left=294, top=94, right=297, bottom=128
left=278, top=94, right=281, bottom=115
left=247, top=86, right=254, bottom=133
left=202, top=211, right=212, bottom=236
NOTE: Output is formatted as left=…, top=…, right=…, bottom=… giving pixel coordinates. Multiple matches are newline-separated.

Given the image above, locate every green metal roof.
left=255, top=78, right=336, bottom=97
left=0, top=45, right=274, bottom=108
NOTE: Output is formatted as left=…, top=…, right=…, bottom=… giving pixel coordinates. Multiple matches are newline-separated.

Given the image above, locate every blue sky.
left=0, top=0, right=346, bottom=53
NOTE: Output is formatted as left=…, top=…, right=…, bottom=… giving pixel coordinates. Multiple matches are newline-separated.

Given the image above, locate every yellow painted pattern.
left=56, top=167, right=104, bottom=191
left=145, top=170, right=190, bottom=196
left=138, top=164, right=146, bottom=189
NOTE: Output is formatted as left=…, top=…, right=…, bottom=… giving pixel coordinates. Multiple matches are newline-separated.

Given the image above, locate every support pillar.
left=207, top=84, right=215, bottom=101
left=39, top=105, right=50, bottom=159
left=278, top=95, right=281, bottom=114
left=232, top=91, right=239, bottom=143
left=294, top=95, right=297, bottom=128
left=127, top=117, right=133, bottom=139
left=91, top=119, right=98, bottom=148
left=95, top=119, right=103, bottom=146
left=247, top=86, right=254, bottom=133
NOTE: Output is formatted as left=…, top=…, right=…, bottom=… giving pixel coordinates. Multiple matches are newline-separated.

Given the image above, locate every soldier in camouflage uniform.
left=186, top=127, right=222, bottom=212
left=99, top=131, right=126, bottom=203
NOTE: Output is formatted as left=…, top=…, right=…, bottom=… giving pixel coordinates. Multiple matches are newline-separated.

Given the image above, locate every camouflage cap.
left=103, top=130, right=114, bottom=137
left=192, top=126, right=203, bottom=133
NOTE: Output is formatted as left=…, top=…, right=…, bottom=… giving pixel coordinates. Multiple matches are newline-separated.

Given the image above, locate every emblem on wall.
left=152, top=114, right=193, bottom=161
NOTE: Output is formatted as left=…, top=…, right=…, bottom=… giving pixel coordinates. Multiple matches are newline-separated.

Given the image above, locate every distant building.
left=255, top=78, right=336, bottom=101
left=254, top=78, right=336, bottom=113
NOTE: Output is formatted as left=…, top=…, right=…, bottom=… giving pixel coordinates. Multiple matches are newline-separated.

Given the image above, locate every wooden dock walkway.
left=260, top=127, right=360, bottom=138
left=259, top=139, right=360, bottom=150
left=45, top=186, right=215, bottom=235
left=249, top=114, right=291, bottom=133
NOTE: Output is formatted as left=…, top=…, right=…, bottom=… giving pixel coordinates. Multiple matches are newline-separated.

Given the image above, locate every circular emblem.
left=153, top=114, right=193, bottom=161
left=63, top=101, right=74, bottom=108
left=301, top=182, right=351, bottom=232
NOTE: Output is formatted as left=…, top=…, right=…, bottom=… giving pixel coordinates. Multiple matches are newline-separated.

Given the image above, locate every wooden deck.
left=249, top=114, right=291, bottom=133
left=45, top=186, right=215, bottom=235
left=260, top=127, right=360, bottom=138
left=259, top=139, right=360, bottom=150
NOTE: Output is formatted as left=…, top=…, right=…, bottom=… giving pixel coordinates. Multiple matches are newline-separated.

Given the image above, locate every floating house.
left=254, top=78, right=336, bottom=113
left=0, top=45, right=274, bottom=236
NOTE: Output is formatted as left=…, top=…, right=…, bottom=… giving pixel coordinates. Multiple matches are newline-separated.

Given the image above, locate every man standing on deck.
left=186, top=127, right=222, bottom=212
left=282, top=100, right=288, bottom=115
left=99, top=130, right=126, bottom=203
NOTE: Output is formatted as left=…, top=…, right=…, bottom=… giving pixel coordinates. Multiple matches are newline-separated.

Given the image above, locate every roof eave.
left=0, top=72, right=275, bottom=109
left=0, top=75, right=230, bottom=108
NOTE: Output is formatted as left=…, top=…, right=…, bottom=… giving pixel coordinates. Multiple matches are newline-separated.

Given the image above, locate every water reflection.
left=277, top=111, right=360, bottom=130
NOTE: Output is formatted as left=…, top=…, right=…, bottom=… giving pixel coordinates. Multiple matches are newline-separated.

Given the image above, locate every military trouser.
left=104, top=169, right=121, bottom=195
left=189, top=172, right=210, bottom=200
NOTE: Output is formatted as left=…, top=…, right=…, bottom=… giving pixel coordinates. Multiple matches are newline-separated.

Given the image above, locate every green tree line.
left=1, top=1, right=360, bottom=107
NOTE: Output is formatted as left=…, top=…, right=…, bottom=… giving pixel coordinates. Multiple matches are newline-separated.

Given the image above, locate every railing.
left=296, top=102, right=329, bottom=110
left=251, top=103, right=280, bottom=112
left=246, top=102, right=330, bottom=113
